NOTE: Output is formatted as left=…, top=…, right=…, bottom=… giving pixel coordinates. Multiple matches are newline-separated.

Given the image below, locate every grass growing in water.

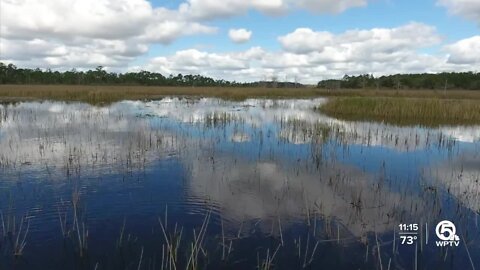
left=318, top=97, right=480, bottom=126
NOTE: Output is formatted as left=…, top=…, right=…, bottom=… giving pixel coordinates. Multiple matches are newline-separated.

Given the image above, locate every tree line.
left=0, top=62, right=307, bottom=88
left=0, top=63, right=245, bottom=87
left=317, top=73, right=480, bottom=90
left=2, top=62, right=480, bottom=90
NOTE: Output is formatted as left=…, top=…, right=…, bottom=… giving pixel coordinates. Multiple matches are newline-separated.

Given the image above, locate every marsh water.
left=1, top=98, right=480, bottom=270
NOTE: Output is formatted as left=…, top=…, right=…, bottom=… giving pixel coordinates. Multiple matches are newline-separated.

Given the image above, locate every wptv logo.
left=435, top=220, right=460, bottom=247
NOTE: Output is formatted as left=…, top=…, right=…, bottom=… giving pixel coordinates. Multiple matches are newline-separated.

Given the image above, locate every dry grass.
left=3, top=85, right=480, bottom=125
left=318, top=97, right=480, bottom=126
left=2, top=85, right=480, bottom=104
left=0, top=85, right=323, bottom=104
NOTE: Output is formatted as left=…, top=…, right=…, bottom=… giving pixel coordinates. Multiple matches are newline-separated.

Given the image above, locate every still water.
left=0, top=98, right=479, bottom=269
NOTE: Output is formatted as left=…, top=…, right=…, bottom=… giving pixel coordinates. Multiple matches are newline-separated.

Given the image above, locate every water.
left=0, top=98, right=479, bottom=269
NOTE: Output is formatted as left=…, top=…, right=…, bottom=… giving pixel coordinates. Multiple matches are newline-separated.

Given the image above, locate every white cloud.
left=278, top=28, right=334, bottom=54
left=229, top=28, right=253, bottom=43
left=0, top=0, right=478, bottom=84
left=0, top=0, right=371, bottom=70
left=143, top=23, right=480, bottom=84
left=146, top=49, right=251, bottom=75
left=178, top=0, right=287, bottom=20
left=438, top=0, right=480, bottom=24
left=273, top=23, right=449, bottom=79
left=1, top=0, right=152, bottom=40
left=278, top=23, right=441, bottom=54
left=141, top=19, right=217, bottom=44
left=178, top=0, right=367, bottom=20
left=0, top=0, right=216, bottom=69
left=0, top=37, right=150, bottom=68
left=445, top=36, right=480, bottom=64
left=296, top=0, right=367, bottom=14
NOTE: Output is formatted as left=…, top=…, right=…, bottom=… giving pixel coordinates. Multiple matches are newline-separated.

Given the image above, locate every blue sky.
left=1, top=0, right=479, bottom=83
left=147, top=0, right=477, bottom=52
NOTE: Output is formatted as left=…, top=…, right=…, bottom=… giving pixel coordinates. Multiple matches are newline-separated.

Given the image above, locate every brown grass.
left=318, top=97, right=480, bottom=126
left=2, top=85, right=480, bottom=125
left=2, top=85, right=480, bottom=104
left=0, top=85, right=322, bottom=104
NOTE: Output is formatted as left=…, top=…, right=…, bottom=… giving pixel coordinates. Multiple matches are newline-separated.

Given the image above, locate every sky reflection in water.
left=0, top=98, right=479, bottom=269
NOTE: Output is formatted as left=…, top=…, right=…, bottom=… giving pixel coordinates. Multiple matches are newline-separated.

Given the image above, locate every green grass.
left=318, top=97, right=480, bottom=126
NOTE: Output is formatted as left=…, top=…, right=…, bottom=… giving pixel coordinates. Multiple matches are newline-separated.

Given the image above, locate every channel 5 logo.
left=435, top=220, right=460, bottom=247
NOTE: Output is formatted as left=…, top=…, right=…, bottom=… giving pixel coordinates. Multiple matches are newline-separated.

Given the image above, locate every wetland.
left=0, top=97, right=479, bottom=269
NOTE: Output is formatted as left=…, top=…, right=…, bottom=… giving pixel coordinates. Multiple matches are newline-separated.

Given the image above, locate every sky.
left=0, top=0, right=479, bottom=84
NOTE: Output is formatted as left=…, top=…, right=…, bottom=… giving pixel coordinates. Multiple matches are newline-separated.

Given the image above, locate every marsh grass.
left=0, top=98, right=478, bottom=269
left=0, top=85, right=322, bottom=104
left=0, top=210, right=30, bottom=257
left=318, top=97, right=480, bottom=126
left=3, top=85, right=480, bottom=104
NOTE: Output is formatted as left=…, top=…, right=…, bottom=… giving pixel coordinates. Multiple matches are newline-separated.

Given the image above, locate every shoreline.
left=2, top=85, right=480, bottom=126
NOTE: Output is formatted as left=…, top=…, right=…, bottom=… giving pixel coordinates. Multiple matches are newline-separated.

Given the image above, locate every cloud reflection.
left=186, top=153, right=429, bottom=237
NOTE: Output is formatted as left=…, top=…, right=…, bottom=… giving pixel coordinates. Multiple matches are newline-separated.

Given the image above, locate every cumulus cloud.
left=274, top=22, right=450, bottom=79
left=228, top=28, right=253, bottom=43
left=0, top=37, right=150, bottom=69
left=178, top=0, right=367, bottom=20
left=143, top=23, right=480, bottom=84
left=445, top=36, right=480, bottom=64
left=1, top=1, right=478, bottom=83
left=1, top=0, right=216, bottom=42
left=145, top=48, right=255, bottom=75
left=278, top=23, right=441, bottom=54
left=296, top=0, right=367, bottom=14
left=438, top=0, right=480, bottom=24
left=1, top=0, right=151, bottom=40
left=278, top=28, right=333, bottom=54
left=178, top=0, right=285, bottom=20
left=0, top=0, right=370, bottom=70
left=0, top=0, right=216, bottom=69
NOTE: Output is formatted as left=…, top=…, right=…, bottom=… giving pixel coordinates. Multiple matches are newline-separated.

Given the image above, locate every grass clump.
left=318, top=97, right=480, bottom=126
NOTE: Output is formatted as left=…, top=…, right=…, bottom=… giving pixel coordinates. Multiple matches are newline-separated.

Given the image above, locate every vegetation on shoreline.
left=0, top=63, right=304, bottom=88
left=318, top=97, right=480, bottom=126
left=0, top=85, right=321, bottom=104
left=3, top=60, right=480, bottom=126
left=318, top=73, right=480, bottom=90
left=3, top=85, right=480, bottom=105
left=2, top=62, right=480, bottom=91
